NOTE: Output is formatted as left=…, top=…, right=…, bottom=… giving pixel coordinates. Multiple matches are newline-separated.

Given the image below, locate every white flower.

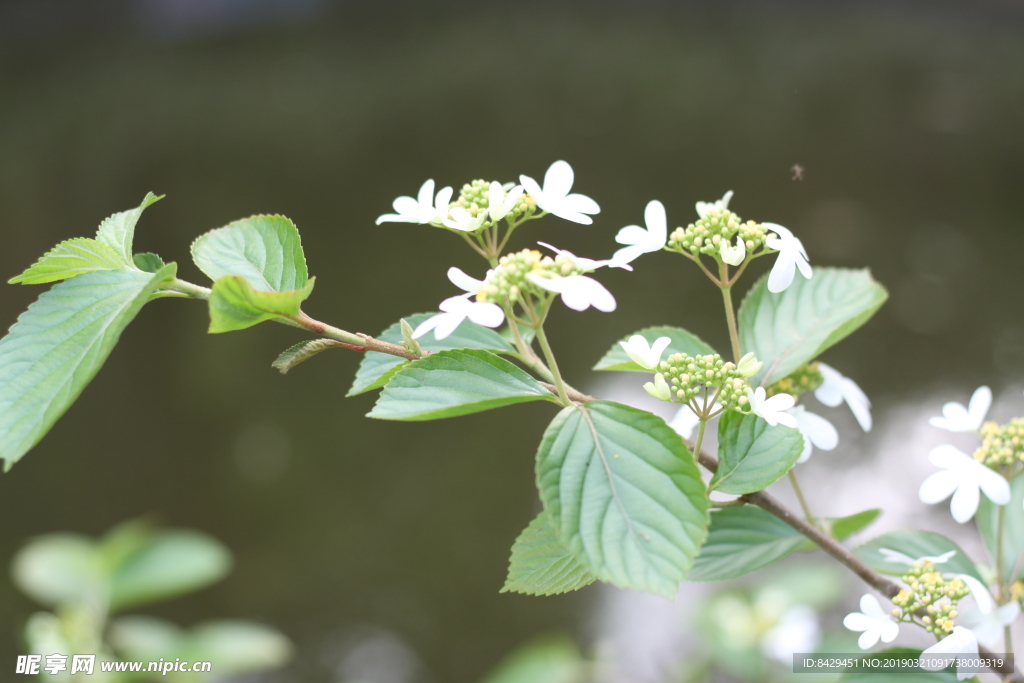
left=736, top=352, right=763, bottom=378
left=613, top=200, right=668, bottom=264
left=788, top=405, right=839, bottom=463
left=487, top=182, right=524, bottom=222
left=748, top=387, right=798, bottom=428
left=696, top=190, right=734, bottom=218
left=619, top=335, right=671, bottom=371
left=877, top=548, right=957, bottom=566
left=762, top=605, right=820, bottom=665
left=958, top=574, right=996, bottom=616
left=843, top=594, right=899, bottom=650
left=442, top=207, right=486, bottom=232
left=376, top=179, right=453, bottom=226
left=720, top=235, right=746, bottom=266
left=411, top=295, right=504, bottom=341
left=962, top=599, right=1019, bottom=649
left=919, top=444, right=1011, bottom=523
left=929, top=386, right=992, bottom=433
left=920, top=626, right=979, bottom=680
left=519, top=160, right=600, bottom=225
left=644, top=373, right=672, bottom=401
left=536, top=242, right=632, bottom=271
left=526, top=273, right=615, bottom=312
left=445, top=266, right=488, bottom=295
left=764, top=222, right=812, bottom=293
left=815, top=363, right=872, bottom=432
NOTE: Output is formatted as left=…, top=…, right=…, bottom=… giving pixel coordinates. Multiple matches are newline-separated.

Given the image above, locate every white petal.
left=762, top=392, right=797, bottom=414
left=878, top=619, right=899, bottom=643
left=447, top=267, right=484, bottom=294
left=859, top=594, right=886, bottom=619
left=842, top=378, right=873, bottom=431
left=411, top=313, right=444, bottom=339
left=968, top=386, right=992, bottom=427
left=543, top=160, right=574, bottom=199
left=393, top=195, right=422, bottom=216
left=487, top=182, right=507, bottom=221
left=416, top=179, right=435, bottom=207
left=767, top=250, right=797, bottom=293
left=375, top=213, right=418, bottom=225
left=434, top=186, right=454, bottom=211
left=548, top=205, right=593, bottom=225
left=929, top=444, right=974, bottom=470
left=843, top=612, right=877, bottom=632
left=561, top=193, right=600, bottom=215
left=975, top=465, right=1011, bottom=505
left=519, top=174, right=543, bottom=203
left=612, top=244, right=646, bottom=264
left=763, top=222, right=793, bottom=240
left=644, top=200, right=667, bottom=245
left=650, top=336, right=672, bottom=362
left=793, top=407, right=839, bottom=451
left=615, top=224, right=650, bottom=246
left=465, top=302, right=505, bottom=328
left=950, top=480, right=981, bottom=523
left=958, top=575, right=995, bottom=615
left=878, top=549, right=917, bottom=565
left=857, top=628, right=881, bottom=650
left=919, top=470, right=961, bottom=504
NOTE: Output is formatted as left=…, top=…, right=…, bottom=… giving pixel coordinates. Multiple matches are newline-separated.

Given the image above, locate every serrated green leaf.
left=710, top=411, right=803, bottom=494
left=501, top=512, right=595, bottom=596
left=536, top=401, right=708, bottom=597
left=367, top=349, right=556, bottom=421
left=688, top=506, right=806, bottom=581
left=349, top=313, right=517, bottom=397
left=9, top=238, right=128, bottom=285
left=272, top=339, right=343, bottom=375
left=95, top=192, right=162, bottom=263
left=479, top=635, right=582, bottom=683
left=593, top=326, right=717, bottom=372
left=853, top=530, right=983, bottom=582
left=207, top=275, right=315, bottom=334
left=829, top=509, right=881, bottom=540
left=191, top=215, right=307, bottom=292
left=977, top=475, right=1024, bottom=582
left=132, top=252, right=166, bottom=273
left=738, top=267, right=888, bottom=387
left=0, top=264, right=177, bottom=470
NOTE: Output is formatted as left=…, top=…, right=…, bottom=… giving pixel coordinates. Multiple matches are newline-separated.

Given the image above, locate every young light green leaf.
left=593, top=326, right=717, bottom=372
left=132, top=252, right=166, bottom=273
left=191, top=215, right=307, bottom=292
left=710, top=411, right=804, bottom=494
left=829, top=509, right=881, bottom=541
left=272, top=339, right=344, bottom=375
left=738, top=267, right=888, bottom=387
left=95, top=192, right=163, bottom=263
left=479, top=635, right=583, bottom=683
left=977, top=474, right=1024, bottom=582
left=207, top=275, right=315, bottom=334
left=0, top=264, right=177, bottom=470
left=853, top=530, right=983, bottom=582
left=348, top=312, right=516, bottom=397
left=501, top=511, right=596, bottom=596
left=11, top=534, right=103, bottom=607
left=536, top=401, right=708, bottom=598
left=688, top=506, right=806, bottom=581
left=367, top=349, right=556, bottom=421
left=9, top=238, right=128, bottom=285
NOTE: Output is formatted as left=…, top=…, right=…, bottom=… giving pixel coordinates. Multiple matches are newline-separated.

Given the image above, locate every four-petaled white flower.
left=919, top=444, right=1011, bottom=523
left=920, top=626, right=979, bottom=680
left=487, top=182, right=524, bottom=222
left=613, top=200, right=668, bottom=264
left=929, top=385, right=992, bottom=433
left=411, top=267, right=503, bottom=341
left=696, top=190, right=734, bottom=218
left=720, top=235, right=746, bottom=266
left=520, top=161, right=600, bottom=225
left=644, top=373, right=672, bottom=401
left=748, top=387, right=798, bottom=428
left=620, top=335, right=671, bottom=371
left=443, top=207, right=486, bottom=232
left=962, top=597, right=1020, bottom=649
left=536, top=242, right=632, bottom=271
left=815, top=363, right=872, bottom=432
left=527, top=273, right=616, bottom=312
left=843, top=594, right=899, bottom=650
left=788, top=405, right=839, bottom=463
left=376, top=179, right=453, bottom=226
left=764, top=222, right=812, bottom=293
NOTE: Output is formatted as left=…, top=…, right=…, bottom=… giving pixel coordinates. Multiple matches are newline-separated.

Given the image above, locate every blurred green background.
left=2, top=1, right=1024, bottom=681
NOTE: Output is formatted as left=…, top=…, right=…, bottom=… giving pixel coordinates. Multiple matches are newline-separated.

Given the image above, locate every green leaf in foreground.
left=9, top=238, right=128, bottom=285
left=0, top=264, right=177, bottom=470
left=536, top=401, right=708, bottom=597
left=829, top=508, right=881, bottom=540
left=502, top=512, right=595, bottom=596
left=593, top=326, right=717, bottom=372
left=854, top=529, right=983, bottom=582
left=96, top=192, right=163, bottom=264
left=688, top=506, right=806, bottom=581
left=207, top=275, right=315, bottom=333
left=711, top=411, right=803, bottom=494
left=348, top=312, right=516, bottom=396
left=272, top=339, right=344, bottom=375
left=191, top=215, right=307, bottom=292
left=132, top=252, right=166, bottom=273
left=977, top=474, right=1024, bottom=582
left=738, top=267, right=888, bottom=387
left=368, top=349, right=556, bottom=421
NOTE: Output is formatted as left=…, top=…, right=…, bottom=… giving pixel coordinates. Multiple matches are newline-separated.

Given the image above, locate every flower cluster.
left=975, top=418, right=1024, bottom=468
left=474, top=249, right=573, bottom=307
left=766, top=362, right=824, bottom=399
left=657, top=352, right=753, bottom=409
left=891, top=560, right=970, bottom=637
left=667, top=195, right=770, bottom=266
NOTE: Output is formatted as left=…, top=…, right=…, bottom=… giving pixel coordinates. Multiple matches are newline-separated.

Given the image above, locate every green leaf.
left=738, top=267, right=888, bottom=386
left=348, top=312, right=516, bottom=397
left=853, top=530, right=983, bottom=582
left=191, top=215, right=307, bottom=292
left=9, top=238, right=128, bottom=285
left=132, top=252, right=166, bottom=273
left=978, top=474, right=1024, bottom=582
left=838, top=648, right=957, bottom=681
left=95, top=192, right=163, bottom=263
left=829, top=509, right=881, bottom=541
left=536, top=401, right=708, bottom=597
left=688, top=506, right=805, bottom=581
left=0, top=264, right=177, bottom=470
left=109, top=530, right=232, bottom=611
left=207, top=275, right=315, bottom=333
left=11, top=534, right=103, bottom=607
left=480, top=635, right=582, bottom=683
left=593, top=326, right=717, bottom=372
left=272, top=339, right=343, bottom=375
left=501, top=512, right=595, bottom=596
left=710, top=411, right=804, bottom=494
left=367, top=349, right=556, bottom=421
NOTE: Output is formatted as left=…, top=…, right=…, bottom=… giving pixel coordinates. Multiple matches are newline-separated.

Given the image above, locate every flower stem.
left=787, top=470, right=823, bottom=531
left=534, top=322, right=571, bottom=406
left=719, top=264, right=742, bottom=362
left=693, top=418, right=708, bottom=463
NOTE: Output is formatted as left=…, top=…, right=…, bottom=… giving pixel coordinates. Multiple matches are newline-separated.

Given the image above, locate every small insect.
left=791, top=164, right=805, bottom=181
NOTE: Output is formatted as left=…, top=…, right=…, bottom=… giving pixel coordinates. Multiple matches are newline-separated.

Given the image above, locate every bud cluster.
left=453, top=179, right=533, bottom=222
left=666, top=207, right=770, bottom=263
left=657, top=352, right=751, bottom=410
left=766, top=362, right=824, bottom=399
left=476, top=249, right=583, bottom=306
left=975, top=418, right=1024, bottom=468
left=891, top=560, right=969, bottom=636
